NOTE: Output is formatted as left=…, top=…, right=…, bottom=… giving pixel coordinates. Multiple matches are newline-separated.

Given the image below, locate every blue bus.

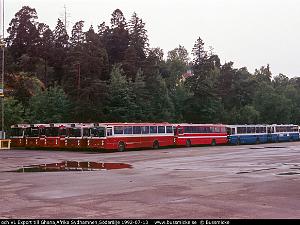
left=267, top=124, right=299, bottom=142
left=227, top=124, right=299, bottom=145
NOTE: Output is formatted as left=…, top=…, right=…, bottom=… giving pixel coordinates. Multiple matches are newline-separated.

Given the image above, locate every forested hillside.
left=1, top=6, right=300, bottom=130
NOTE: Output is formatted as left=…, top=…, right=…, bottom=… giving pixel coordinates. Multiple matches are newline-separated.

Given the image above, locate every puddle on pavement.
left=11, top=161, right=132, bottom=172
left=277, top=172, right=300, bottom=176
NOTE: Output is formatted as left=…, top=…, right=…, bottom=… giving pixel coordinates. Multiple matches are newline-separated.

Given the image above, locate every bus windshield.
left=11, top=128, right=23, bottom=137
left=91, top=127, right=105, bottom=137
left=24, top=128, right=39, bottom=137
left=68, top=128, right=81, bottom=137
left=45, top=127, right=59, bottom=137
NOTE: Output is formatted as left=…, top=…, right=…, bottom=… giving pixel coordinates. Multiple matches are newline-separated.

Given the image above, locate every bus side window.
left=124, top=126, right=133, bottom=134
left=107, top=128, right=112, bottom=136
left=133, top=126, right=141, bottom=134
left=166, top=126, right=173, bottom=133
left=178, top=128, right=183, bottom=134
left=158, top=126, right=165, bottom=133
left=141, top=126, right=149, bottom=134
left=150, top=126, right=158, bottom=134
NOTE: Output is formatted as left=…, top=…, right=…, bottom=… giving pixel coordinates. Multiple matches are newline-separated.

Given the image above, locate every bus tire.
left=118, top=142, right=125, bottom=152
left=153, top=140, right=160, bottom=149
left=186, top=139, right=191, bottom=147
left=211, top=139, right=216, bottom=146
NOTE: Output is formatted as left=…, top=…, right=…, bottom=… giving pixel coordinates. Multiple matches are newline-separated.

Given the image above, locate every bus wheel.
left=211, top=139, right=216, bottom=146
left=186, top=139, right=191, bottom=147
left=118, top=142, right=125, bottom=152
left=153, top=141, right=160, bottom=149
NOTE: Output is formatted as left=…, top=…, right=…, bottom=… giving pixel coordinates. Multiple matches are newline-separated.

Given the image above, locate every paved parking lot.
left=0, top=142, right=300, bottom=219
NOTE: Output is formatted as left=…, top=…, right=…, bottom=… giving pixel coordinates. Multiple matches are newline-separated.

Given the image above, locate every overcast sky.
left=5, top=0, right=300, bottom=77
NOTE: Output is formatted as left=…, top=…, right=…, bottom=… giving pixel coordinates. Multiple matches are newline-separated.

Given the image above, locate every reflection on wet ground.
left=11, top=161, right=132, bottom=172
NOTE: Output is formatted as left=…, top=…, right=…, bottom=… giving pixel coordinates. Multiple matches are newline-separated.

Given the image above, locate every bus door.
left=59, top=127, right=67, bottom=148
left=267, top=126, right=275, bottom=142
left=174, top=126, right=184, bottom=145
left=105, top=127, right=113, bottom=149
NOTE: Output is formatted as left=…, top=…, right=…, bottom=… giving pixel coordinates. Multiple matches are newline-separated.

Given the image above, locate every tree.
left=165, top=45, right=189, bottom=90
left=167, top=45, right=189, bottom=64
left=254, top=64, right=272, bottom=83
left=70, top=20, right=85, bottom=46
left=36, top=23, right=54, bottom=86
left=27, top=86, right=72, bottom=123
left=105, top=9, right=130, bottom=67
left=105, top=64, right=135, bottom=121
left=52, top=18, right=69, bottom=85
left=6, top=6, right=39, bottom=67
left=0, top=97, right=25, bottom=131
left=5, top=72, right=45, bottom=105
left=128, top=12, right=149, bottom=60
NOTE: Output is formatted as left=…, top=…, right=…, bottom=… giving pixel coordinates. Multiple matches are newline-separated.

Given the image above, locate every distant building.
left=179, top=69, right=193, bottom=83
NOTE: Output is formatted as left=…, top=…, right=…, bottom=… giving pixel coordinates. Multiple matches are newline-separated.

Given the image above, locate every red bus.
left=10, top=124, right=29, bottom=147
left=24, top=124, right=48, bottom=148
left=64, top=123, right=92, bottom=149
left=174, top=124, right=228, bottom=147
left=86, top=123, right=175, bottom=151
left=43, top=123, right=67, bottom=148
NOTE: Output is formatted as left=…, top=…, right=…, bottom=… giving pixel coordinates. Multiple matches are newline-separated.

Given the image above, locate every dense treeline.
left=2, top=6, right=300, bottom=130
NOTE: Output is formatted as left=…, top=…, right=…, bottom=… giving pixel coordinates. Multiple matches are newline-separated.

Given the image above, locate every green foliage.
left=105, top=65, right=135, bottom=122
left=1, top=97, right=25, bottom=131
left=27, top=86, right=72, bottom=123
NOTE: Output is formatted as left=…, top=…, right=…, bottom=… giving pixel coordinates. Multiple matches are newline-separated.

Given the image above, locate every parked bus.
left=10, top=124, right=29, bottom=147
left=267, top=124, right=299, bottom=142
left=64, top=123, right=91, bottom=149
left=86, top=123, right=175, bottom=151
left=43, top=123, right=67, bottom=148
left=24, top=124, right=48, bottom=148
left=226, top=125, right=268, bottom=145
left=174, top=124, right=228, bottom=147
left=227, top=124, right=299, bottom=145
